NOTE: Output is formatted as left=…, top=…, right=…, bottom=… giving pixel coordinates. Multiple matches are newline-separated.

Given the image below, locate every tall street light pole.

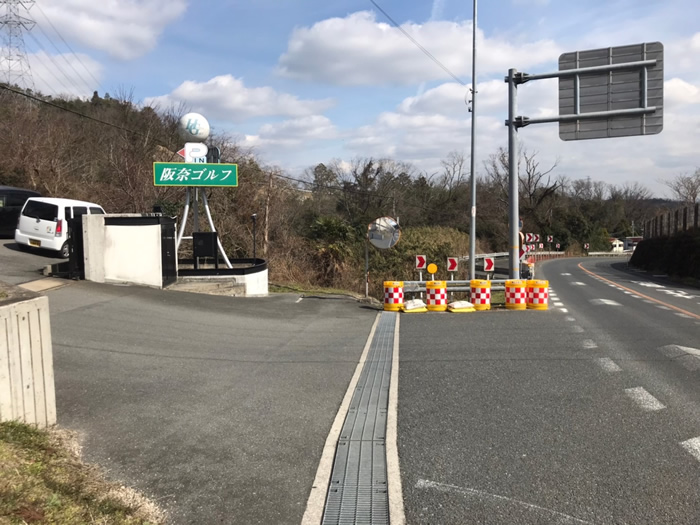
left=468, top=0, right=478, bottom=279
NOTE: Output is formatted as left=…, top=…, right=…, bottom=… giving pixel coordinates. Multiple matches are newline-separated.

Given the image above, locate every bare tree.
left=662, top=169, right=700, bottom=205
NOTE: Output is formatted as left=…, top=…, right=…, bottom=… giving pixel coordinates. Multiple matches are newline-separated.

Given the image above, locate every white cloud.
left=277, top=11, right=561, bottom=86
left=36, top=0, right=187, bottom=60
left=665, top=78, right=700, bottom=108
left=144, top=75, right=335, bottom=122
left=244, top=116, right=338, bottom=149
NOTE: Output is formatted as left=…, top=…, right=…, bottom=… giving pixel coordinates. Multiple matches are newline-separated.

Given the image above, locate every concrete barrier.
left=0, top=285, right=56, bottom=428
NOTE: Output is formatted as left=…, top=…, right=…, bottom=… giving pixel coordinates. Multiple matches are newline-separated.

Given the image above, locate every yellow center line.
left=577, top=262, right=700, bottom=321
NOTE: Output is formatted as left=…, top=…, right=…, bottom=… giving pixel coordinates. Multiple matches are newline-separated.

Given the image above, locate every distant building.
left=610, top=238, right=624, bottom=252
left=623, top=236, right=643, bottom=251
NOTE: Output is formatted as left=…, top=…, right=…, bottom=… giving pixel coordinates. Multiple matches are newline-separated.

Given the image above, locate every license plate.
left=29, top=239, right=41, bottom=247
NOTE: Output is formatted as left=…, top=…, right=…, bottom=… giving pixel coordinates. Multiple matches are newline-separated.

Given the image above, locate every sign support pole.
left=176, top=187, right=233, bottom=269
left=176, top=188, right=191, bottom=249
left=507, top=68, right=520, bottom=279
left=468, top=0, right=478, bottom=281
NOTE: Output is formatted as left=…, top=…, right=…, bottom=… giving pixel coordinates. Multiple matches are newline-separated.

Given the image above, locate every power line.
left=31, top=14, right=94, bottom=94
left=33, top=2, right=100, bottom=89
left=0, top=83, right=152, bottom=137
left=26, top=32, right=77, bottom=95
left=368, top=0, right=466, bottom=86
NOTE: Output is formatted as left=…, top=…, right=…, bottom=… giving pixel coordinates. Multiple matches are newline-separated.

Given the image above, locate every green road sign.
left=153, top=162, right=238, bottom=187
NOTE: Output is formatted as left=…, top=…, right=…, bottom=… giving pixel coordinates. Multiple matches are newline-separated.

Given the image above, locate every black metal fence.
left=645, top=203, right=699, bottom=238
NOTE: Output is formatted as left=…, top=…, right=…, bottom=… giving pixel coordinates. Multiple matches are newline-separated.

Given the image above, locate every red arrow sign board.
left=447, top=257, right=458, bottom=272
left=483, top=257, right=494, bottom=272
left=547, top=235, right=553, bottom=242
left=416, top=255, right=427, bottom=270
left=177, top=147, right=186, bottom=158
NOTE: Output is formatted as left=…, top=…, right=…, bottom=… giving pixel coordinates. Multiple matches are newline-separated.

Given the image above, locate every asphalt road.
left=1, top=239, right=379, bottom=524
left=4, top=238, right=700, bottom=524
left=398, top=257, right=700, bottom=524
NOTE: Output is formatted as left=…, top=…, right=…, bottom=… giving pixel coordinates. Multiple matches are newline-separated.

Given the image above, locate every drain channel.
left=321, top=312, right=396, bottom=525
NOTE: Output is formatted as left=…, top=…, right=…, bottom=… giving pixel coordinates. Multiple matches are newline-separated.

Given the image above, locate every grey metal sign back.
left=503, top=41, right=664, bottom=278
left=558, top=42, right=663, bottom=140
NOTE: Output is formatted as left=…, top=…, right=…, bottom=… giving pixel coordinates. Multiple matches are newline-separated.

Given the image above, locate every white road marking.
left=571, top=282, right=586, bottom=286
left=415, top=479, right=593, bottom=524
left=659, top=345, right=700, bottom=371
left=296, top=297, right=303, bottom=303
left=583, top=340, right=598, bottom=349
left=387, top=314, right=406, bottom=524
left=590, top=299, right=621, bottom=306
left=675, top=313, right=691, bottom=319
left=572, top=326, right=584, bottom=333
left=561, top=273, right=571, bottom=276
left=643, top=300, right=654, bottom=304
left=680, top=437, right=700, bottom=463
left=560, top=308, right=569, bottom=313
left=656, top=305, right=671, bottom=310
left=632, top=281, right=665, bottom=288
left=596, top=358, right=622, bottom=372
left=631, top=295, right=641, bottom=299
left=565, top=316, right=576, bottom=322
left=624, top=387, right=665, bottom=411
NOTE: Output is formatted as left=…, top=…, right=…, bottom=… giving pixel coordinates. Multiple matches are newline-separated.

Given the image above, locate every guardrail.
left=403, top=280, right=508, bottom=293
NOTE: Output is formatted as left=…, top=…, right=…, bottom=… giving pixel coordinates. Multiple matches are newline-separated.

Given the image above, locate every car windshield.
left=22, top=201, right=58, bottom=221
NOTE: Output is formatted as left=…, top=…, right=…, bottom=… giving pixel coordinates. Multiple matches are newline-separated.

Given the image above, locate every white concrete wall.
left=0, top=296, right=57, bottom=428
left=83, top=214, right=164, bottom=288
left=83, top=214, right=106, bottom=283
left=103, top=225, right=162, bottom=288
left=236, top=269, right=268, bottom=296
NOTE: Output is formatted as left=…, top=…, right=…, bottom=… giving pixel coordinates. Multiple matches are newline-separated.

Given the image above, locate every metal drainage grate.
left=322, top=312, right=396, bottom=525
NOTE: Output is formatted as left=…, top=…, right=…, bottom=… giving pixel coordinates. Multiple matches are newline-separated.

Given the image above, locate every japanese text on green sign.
left=153, top=162, right=238, bottom=187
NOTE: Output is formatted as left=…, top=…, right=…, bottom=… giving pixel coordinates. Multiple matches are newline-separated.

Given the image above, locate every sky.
left=6, top=0, right=700, bottom=198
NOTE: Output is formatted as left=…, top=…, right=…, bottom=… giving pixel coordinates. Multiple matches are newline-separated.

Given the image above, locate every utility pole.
left=468, top=0, right=478, bottom=279
left=0, top=0, right=36, bottom=91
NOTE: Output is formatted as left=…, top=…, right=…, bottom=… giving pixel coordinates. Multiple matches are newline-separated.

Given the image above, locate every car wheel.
left=60, top=242, right=70, bottom=258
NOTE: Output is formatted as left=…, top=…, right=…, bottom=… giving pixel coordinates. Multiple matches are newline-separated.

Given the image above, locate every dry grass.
left=0, top=421, right=166, bottom=524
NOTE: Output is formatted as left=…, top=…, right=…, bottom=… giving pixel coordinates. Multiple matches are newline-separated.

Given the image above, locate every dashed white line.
left=590, top=299, right=621, bottom=306
left=624, top=387, right=665, bottom=411
left=571, top=282, right=586, bottom=286
left=561, top=273, right=571, bottom=276
left=680, top=437, right=700, bottom=463
left=596, top=358, right=622, bottom=372
left=582, top=340, right=598, bottom=349
left=656, top=305, right=671, bottom=310
left=559, top=308, right=568, bottom=313
left=675, top=313, right=691, bottom=319
left=296, top=297, right=303, bottom=303
left=572, top=326, right=584, bottom=333
left=565, top=316, right=576, bottom=322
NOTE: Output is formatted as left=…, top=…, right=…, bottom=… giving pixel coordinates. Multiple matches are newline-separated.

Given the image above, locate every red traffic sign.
left=416, top=255, right=427, bottom=270
left=483, top=257, right=494, bottom=272
left=539, top=243, right=544, bottom=249
left=177, top=147, right=186, bottom=158
left=556, top=243, right=561, bottom=249
left=584, top=243, right=590, bottom=250
left=447, top=257, right=458, bottom=272
left=547, top=235, right=554, bottom=243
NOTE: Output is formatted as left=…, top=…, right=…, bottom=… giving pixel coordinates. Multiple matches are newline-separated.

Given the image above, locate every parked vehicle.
left=0, top=186, right=41, bottom=238
left=15, top=197, right=105, bottom=258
